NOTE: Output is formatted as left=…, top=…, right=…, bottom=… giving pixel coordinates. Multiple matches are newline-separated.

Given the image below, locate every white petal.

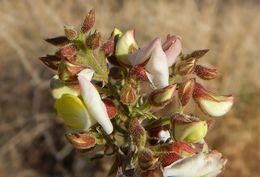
left=158, top=130, right=171, bottom=142
left=163, top=152, right=226, bottom=177
left=144, top=39, right=169, bottom=89
left=78, top=69, right=113, bottom=134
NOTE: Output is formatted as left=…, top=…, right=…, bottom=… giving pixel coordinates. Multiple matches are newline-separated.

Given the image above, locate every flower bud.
left=101, top=39, right=115, bottom=57
left=178, top=78, right=195, bottom=106
left=140, top=167, right=163, bottom=177
left=50, top=75, right=80, bottom=99
left=115, top=30, right=138, bottom=66
left=161, top=152, right=181, bottom=167
left=166, top=142, right=196, bottom=156
left=130, top=65, right=148, bottom=81
left=39, top=54, right=61, bottom=70
left=85, top=31, right=101, bottom=49
left=45, top=36, right=69, bottom=46
left=189, top=49, right=209, bottom=59
left=102, top=98, right=118, bottom=118
left=81, top=8, right=95, bottom=33
left=120, top=84, right=137, bottom=105
left=177, top=58, right=196, bottom=75
left=138, top=148, right=159, bottom=171
left=173, top=120, right=208, bottom=143
left=56, top=43, right=77, bottom=60
left=129, top=118, right=147, bottom=149
left=58, top=59, right=86, bottom=82
left=64, top=25, right=78, bottom=40
left=65, top=131, right=97, bottom=149
left=193, top=83, right=234, bottom=117
left=148, top=84, right=177, bottom=107
left=194, top=65, right=218, bottom=80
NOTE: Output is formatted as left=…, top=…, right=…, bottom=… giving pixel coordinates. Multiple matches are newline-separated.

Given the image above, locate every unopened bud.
left=161, top=152, right=181, bottom=167
left=64, top=25, right=78, bottom=40
left=65, top=131, right=97, bottom=149
left=148, top=84, right=177, bottom=107
left=45, top=36, right=69, bottom=46
left=130, top=65, right=148, bottom=81
left=177, top=58, right=196, bottom=75
left=194, top=65, right=218, bottom=80
left=193, top=83, right=234, bottom=117
left=120, top=84, right=137, bottom=105
left=58, top=59, right=87, bottom=82
left=56, top=43, right=77, bottom=60
left=101, top=39, right=115, bottom=56
left=138, top=148, right=159, bottom=170
left=173, top=120, right=208, bottom=143
left=85, top=31, right=101, bottom=50
left=115, top=30, right=138, bottom=66
left=81, top=8, right=95, bottom=33
left=189, top=49, right=209, bottom=59
left=39, top=54, right=61, bottom=70
left=129, top=118, right=147, bottom=149
left=178, top=78, right=195, bottom=106
left=102, top=98, right=117, bottom=118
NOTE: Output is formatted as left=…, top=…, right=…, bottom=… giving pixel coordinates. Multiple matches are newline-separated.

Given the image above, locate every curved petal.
left=163, top=152, right=226, bottom=177
left=78, top=69, right=113, bottom=134
left=144, top=39, right=169, bottom=89
left=55, top=94, right=95, bottom=130
left=162, top=35, right=182, bottom=66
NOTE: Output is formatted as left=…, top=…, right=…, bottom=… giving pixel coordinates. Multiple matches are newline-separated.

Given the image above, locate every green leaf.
left=76, top=50, right=109, bottom=83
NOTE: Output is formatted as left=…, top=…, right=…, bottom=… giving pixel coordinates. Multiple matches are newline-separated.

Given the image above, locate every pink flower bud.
left=177, top=58, right=196, bottom=75
left=130, top=65, right=148, bottom=81
left=193, top=83, right=234, bottom=117
left=161, top=152, right=181, bottom=167
left=102, top=98, right=118, bottom=119
left=148, top=84, right=177, bottom=107
left=178, top=78, right=195, bottom=106
left=81, top=9, right=95, bottom=33
left=162, top=34, right=182, bottom=66
left=194, top=65, right=218, bottom=80
left=56, top=43, right=77, bottom=61
left=101, top=39, right=115, bottom=57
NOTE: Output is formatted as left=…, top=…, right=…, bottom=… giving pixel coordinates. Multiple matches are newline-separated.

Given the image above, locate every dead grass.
left=0, top=0, right=259, bottom=176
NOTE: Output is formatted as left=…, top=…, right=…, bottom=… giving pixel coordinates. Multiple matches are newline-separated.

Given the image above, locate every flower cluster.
left=40, top=9, right=233, bottom=177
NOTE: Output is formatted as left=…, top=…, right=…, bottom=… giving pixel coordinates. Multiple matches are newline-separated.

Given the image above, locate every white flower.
left=163, top=152, right=227, bottom=177
left=78, top=69, right=113, bottom=134
left=116, top=30, right=182, bottom=89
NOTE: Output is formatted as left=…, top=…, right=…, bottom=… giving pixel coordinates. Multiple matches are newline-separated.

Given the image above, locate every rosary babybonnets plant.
left=40, top=9, right=233, bottom=177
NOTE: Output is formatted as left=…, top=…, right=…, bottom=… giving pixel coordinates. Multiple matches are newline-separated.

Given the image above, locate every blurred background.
left=0, top=0, right=259, bottom=176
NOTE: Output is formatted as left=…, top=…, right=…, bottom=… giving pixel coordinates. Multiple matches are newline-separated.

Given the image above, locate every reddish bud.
left=178, top=78, right=195, bottom=106
left=130, top=65, right=148, bottom=81
left=138, top=148, right=159, bottom=170
left=81, top=9, right=95, bottom=33
left=190, top=49, right=209, bottom=59
left=161, top=152, right=181, bottom=167
left=166, top=142, right=196, bottom=156
left=65, top=131, right=96, bottom=149
left=56, top=43, right=77, bottom=61
left=64, top=25, right=78, bottom=40
left=85, top=31, right=101, bottom=49
left=129, top=118, right=147, bottom=149
left=45, top=36, right=69, bottom=46
left=148, top=84, right=177, bottom=107
left=101, top=39, right=115, bottom=56
left=102, top=98, right=117, bottom=119
left=177, top=58, right=196, bottom=75
left=194, top=65, right=218, bottom=80
left=39, top=54, right=61, bottom=70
